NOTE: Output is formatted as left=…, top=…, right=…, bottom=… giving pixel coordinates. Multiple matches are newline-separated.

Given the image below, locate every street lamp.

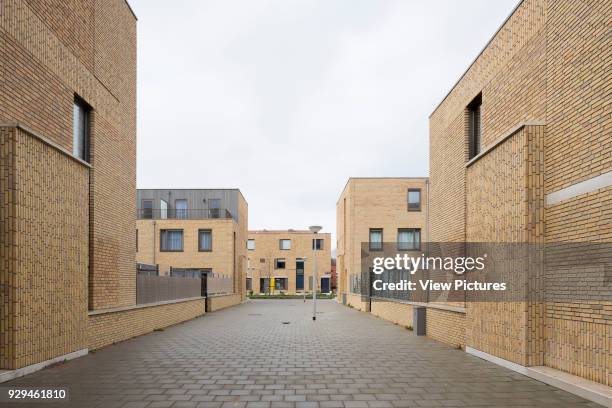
left=309, top=225, right=322, bottom=321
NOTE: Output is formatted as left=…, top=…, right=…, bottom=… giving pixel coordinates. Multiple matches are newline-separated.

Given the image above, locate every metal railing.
left=137, top=208, right=233, bottom=220
left=136, top=275, right=201, bottom=304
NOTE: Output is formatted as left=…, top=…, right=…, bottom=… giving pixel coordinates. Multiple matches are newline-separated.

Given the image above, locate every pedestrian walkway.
left=4, top=300, right=602, bottom=407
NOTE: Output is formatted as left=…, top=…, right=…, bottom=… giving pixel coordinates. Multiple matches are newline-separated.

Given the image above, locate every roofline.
left=136, top=188, right=248, bottom=206
left=429, top=0, right=524, bottom=118
left=123, top=0, right=138, bottom=20
left=336, top=177, right=430, bottom=205
left=249, top=230, right=331, bottom=235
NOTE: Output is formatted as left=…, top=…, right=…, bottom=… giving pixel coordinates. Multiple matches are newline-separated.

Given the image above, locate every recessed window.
left=274, top=278, right=288, bottom=291
left=141, top=200, right=153, bottom=219
left=246, top=277, right=252, bottom=291
left=209, top=198, right=221, bottom=218
left=397, top=228, right=421, bottom=251
left=136, top=229, right=138, bottom=252
left=175, top=199, right=188, bottom=219
left=198, top=229, right=212, bottom=251
left=160, top=229, right=183, bottom=251
left=312, top=238, right=324, bottom=250
left=408, top=189, right=421, bottom=211
left=247, top=239, right=255, bottom=250
left=369, top=229, right=383, bottom=251
left=72, top=96, right=91, bottom=162
left=275, top=258, right=286, bottom=269
left=279, top=239, right=291, bottom=250
left=468, top=93, right=482, bottom=159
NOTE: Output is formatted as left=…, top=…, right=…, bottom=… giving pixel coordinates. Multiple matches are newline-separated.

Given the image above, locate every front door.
left=321, top=277, right=330, bottom=293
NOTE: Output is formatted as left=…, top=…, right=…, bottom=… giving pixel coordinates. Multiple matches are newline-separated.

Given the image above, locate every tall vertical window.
left=198, top=229, right=212, bottom=251
left=468, top=93, right=482, bottom=159
left=141, top=200, right=153, bottom=219
left=160, top=229, right=183, bottom=251
left=160, top=199, right=168, bottom=219
left=209, top=198, right=221, bottom=218
left=73, top=96, right=91, bottom=162
left=369, top=229, right=383, bottom=251
left=312, top=238, right=324, bottom=250
left=175, top=199, right=188, bottom=219
left=279, top=239, right=291, bottom=250
left=397, top=228, right=421, bottom=251
left=247, top=239, right=255, bottom=250
left=407, top=189, right=421, bottom=211
left=136, top=229, right=138, bottom=252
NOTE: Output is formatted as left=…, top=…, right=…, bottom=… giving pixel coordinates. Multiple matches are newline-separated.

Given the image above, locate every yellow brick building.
left=429, top=0, right=611, bottom=388
left=136, top=189, right=248, bottom=305
left=336, top=177, right=428, bottom=319
left=247, top=230, right=332, bottom=295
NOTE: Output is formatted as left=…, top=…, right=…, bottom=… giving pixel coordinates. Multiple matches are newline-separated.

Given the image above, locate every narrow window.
left=136, top=229, right=138, bottom=252
left=312, top=238, right=324, bottom=250
left=198, top=229, right=212, bottom=251
left=275, top=258, right=286, bottom=269
left=279, top=239, right=291, bottom=250
left=468, top=93, right=482, bottom=159
left=209, top=198, right=221, bottom=218
left=160, top=229, right=183, bottom=251
left=246, top=277, right=252, bottom=291
left=397, top=228, right=421, bottom=251
left=175, top=199, right=188, bottom=219
left=73, top=96, right=91, bottom=162
left=247, top=239, right=255, bottom=250
left=160, top=199, right=168, bottom=219
left=407, top=189, right=421, bottom=211
left=369, top=229, right=383, bottom=251
left=141, top=199, right=153, bottom=219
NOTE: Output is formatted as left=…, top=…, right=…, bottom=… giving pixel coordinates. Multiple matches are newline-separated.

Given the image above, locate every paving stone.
left=1, top=300, right=601, bottom=408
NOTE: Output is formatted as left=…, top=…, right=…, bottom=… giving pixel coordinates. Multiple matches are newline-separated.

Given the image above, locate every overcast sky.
left=131, top=0, right=519, bottom=249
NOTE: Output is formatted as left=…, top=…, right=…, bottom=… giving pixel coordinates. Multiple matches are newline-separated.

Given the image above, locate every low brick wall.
left=207, top=293, right=242, bottom=312
left=346, top=293, right=368, bottom=311
left=371, top=299, right=413, bottom=328
left=427, top=307, right=466, bottom=348
left=88, top=298, right=205, bottom=350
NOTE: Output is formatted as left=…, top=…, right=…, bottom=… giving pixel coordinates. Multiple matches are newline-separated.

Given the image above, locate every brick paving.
left=4, top=300, right=602, bottom=407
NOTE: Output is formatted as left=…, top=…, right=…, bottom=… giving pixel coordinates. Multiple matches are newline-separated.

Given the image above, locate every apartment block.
left=136, top=189, right=248, bottom=306
left=247, top=230, right=332, bottom=294
left=336, top=177, right=428, bottom=315
left=0, top=0, right=205, bottom=376
left=429, top=0, right=611, bottom=388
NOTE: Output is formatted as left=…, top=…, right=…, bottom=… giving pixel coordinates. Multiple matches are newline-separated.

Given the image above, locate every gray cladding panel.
left=137, top=189, right=241, bottom=222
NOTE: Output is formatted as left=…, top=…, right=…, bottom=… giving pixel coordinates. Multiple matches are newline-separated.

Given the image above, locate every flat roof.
left=137, top=188, right=248, bottom=205
left=336, top=177, right=429, bottom=205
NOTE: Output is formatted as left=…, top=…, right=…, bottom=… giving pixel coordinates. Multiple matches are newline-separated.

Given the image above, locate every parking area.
left=4, top=299, right=601, bottom=407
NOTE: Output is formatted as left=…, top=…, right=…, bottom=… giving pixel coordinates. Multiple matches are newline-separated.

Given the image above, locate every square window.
left=275, top=258, right=286, bottom=269
left=279, top=239, right=291, bottom=250
left=312, top=238, right=324, bottom=250
left=160, top=229, right=183, bottom=251
left=397, top=228, right=421, bottom=251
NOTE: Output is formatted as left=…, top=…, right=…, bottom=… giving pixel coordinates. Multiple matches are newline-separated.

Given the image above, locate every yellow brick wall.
left=0, top=126, right=89, bottom=370
left=429, top=0, right=610, bottom=385
left=247, top=231, right=331, bottom=294
left=207, top=294, right=242, bottom=312
left=87, top=299, right=205, bottom=351
left=426, top=308, right=466, bottom=349
left=371, top=300, right=413, bottom=328
left=346, top=293, right=368, bottom=312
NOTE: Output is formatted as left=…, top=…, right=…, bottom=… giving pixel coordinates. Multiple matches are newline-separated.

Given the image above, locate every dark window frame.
left=73, top=95, right=91, bottom=162
left=407, top=188, right=421, bottom=212
left=369, top=228, right=383, bottom=251
left=275, top=258, right=286, bottom=269
left=247, top=239, right=255, bottom=250
left=198, top=229, right=213, bottom=252
left=397, top=228, right=421, bottom=251
left=160, top=229, right=184, bottom=252
left=141, top=199, right=153, bottom=219
left=136, top=229, right=138, bottom=252
left=312, top=238, right=324, bottom=251
left=468, top=93, right=482, bottom=160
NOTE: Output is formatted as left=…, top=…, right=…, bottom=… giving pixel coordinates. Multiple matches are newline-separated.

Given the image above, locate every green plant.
left=406, top=326, right=413, bottom=331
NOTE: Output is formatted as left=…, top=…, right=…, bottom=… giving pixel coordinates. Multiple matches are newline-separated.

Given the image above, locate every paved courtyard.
left=5, top=300, right=601, bottom=408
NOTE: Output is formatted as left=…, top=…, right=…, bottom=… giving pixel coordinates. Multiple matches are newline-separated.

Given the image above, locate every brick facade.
left=247, top=230, right=332, bottom=294
left=429, top=0, right=611, bottom=385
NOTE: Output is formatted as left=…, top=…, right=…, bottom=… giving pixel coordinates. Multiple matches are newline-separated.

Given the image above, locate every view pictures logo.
left=371, top=253, right=487, bottom=275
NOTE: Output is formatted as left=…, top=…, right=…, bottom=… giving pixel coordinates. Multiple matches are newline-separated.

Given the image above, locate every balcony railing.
left=137, top=208, right=232, bottom=220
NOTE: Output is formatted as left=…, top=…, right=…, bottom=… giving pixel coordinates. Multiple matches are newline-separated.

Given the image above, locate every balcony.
left=137, top=208, right=233, bottom=220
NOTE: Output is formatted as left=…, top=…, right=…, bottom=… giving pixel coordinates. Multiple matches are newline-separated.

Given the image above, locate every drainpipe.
left=153, top=220, right=157, bottom=266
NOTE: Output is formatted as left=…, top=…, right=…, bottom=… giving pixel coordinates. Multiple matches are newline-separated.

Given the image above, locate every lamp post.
left=309, top=225, right=322, bottom=321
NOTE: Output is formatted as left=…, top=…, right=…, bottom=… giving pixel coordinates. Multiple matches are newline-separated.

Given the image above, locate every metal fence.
left=137, top=262, right=159, bottom=276
left=137, top=208, right=232, bottom=220
left=136, top=275, right=202, bottom=304
left=207, top=273, right=233, bottom=295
